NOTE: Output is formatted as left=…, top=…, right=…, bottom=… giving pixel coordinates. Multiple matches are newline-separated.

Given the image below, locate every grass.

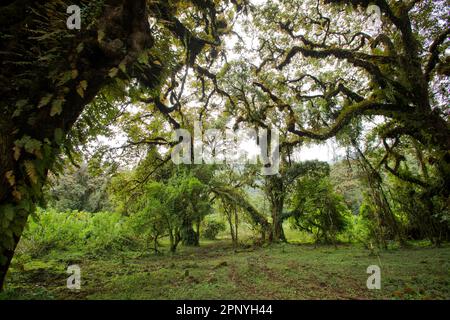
left=1, top=237, right=449, bottom=300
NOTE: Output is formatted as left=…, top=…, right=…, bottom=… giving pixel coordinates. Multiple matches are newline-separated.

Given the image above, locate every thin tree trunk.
left=234, top=207, right=239, bottom=248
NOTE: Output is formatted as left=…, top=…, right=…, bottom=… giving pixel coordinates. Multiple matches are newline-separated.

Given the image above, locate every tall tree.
left=0, top=0, right=229, bottom=290
left=194, top=0, right=449, bottom=242
left=248, top=0, right=449, bottom=194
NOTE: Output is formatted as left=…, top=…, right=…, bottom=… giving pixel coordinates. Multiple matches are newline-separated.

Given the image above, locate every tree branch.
left=425, top=27, right=450, bottom=82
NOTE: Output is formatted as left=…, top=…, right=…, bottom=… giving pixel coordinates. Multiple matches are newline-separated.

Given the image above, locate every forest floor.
left=1, top=240, right=449, bottom=300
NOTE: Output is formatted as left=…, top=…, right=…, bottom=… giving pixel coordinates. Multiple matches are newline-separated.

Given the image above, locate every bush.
left=291, top=177, right=350, bottom=244
left=201, top=220, right=226, bottom=240
left=19, top=208, right=133, bottom=256
left=342, top=213, right=371, bottom=245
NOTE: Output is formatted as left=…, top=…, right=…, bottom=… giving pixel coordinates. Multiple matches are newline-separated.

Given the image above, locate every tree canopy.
left=0, top=0, right=448, bottom=291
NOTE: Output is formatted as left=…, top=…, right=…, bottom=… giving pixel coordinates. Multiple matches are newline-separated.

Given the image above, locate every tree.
left=261, top=159, right=332, bottom=242
left=0, top=0, right=230, bottom=290
left=191, top=0, right=449, bottom=244
left=330, top=159, right=364, bottom=215
left=291, top=176, right=350, bottom=244
left=248, top=0, right=449, bottom=197
left=352, top=140, right=405, bottom=247
left=119, top=166, right=213, bottom=253
left=221, top=201, right=240, bottom=247
left=201, top=219, right=226, bottom=241
left=249, top=0, right=449, bottom=146
left=127, top=181, right=169, bottom=254
left=45, top=163, right=112, bottom=213
left=211, top=160, right=331, bottom=243
left=167, top=171, right=213, bottom=247
left=2, top=0, right=448, bottom=291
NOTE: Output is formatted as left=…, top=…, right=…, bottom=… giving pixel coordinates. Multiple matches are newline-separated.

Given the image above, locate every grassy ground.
left=1, top=239, right=449, bottom=300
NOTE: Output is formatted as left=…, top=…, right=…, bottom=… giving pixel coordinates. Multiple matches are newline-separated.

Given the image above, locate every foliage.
left=45, top=163, right=112, bottom=213
left=1, top=0, right=449, bottom=294
left=0, top=0, right=232, bottom=289
left=330, top=160, right=364, bottom=215
left=19, top=208, right=132, bottom=257
left=389, top=178, right=450, bottom=243
left=356, top=199, right=385, bottom=247
left=201, top=219, right=226, bottom=240
left=291, top=177, right=351, bottom=244
left=120, top=169, right=213, bottom=252
left=126, top=181, right=171, bottom=253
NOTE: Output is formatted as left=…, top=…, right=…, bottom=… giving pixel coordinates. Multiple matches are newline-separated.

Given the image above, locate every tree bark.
left=266, top=175, right=287, bottom=243
left=271, top=201, right=287, bottom=243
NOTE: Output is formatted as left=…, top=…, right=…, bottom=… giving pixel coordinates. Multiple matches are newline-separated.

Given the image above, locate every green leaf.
left=71, top=69, right=79, bottom=79
left=76, top=85, right=85, bottom=98
left=80, top=80, right=88, bottom=90
left=24, top=138, right=42, bottom=154
left=76, top=43, right=84, bottom=53
left=54, top=128, right=64, bottom=144
left=38, top=94, right=53, bottom=108
left=1, top=204, right=14, bottom=222
left=50, top=98, right=64, bottom=116
left=5, top=171, right=15, bottom=187
left=138, top=52, right=149, bottom=65
left=12, top=109, right=22, bottom=118
left=109, top=67, right=119, bottom=78
left=119, top=62, right=127, bottom=73
left=98, top=30, right=106, bottom=42
left=16, top=99, right=29, bottom=108
left=4, top=207, right=14, bottom=222
left=24, top=160, right=38, bottom=184
left=57, top=71, right=73, bottom=86
left=13, top=146, right=21, bottom=161
left=77, top=80, right=88, bottom=98
left=17, top=199, right=31, bottom=213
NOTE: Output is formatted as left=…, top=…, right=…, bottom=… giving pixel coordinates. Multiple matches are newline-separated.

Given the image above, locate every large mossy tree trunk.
left=0, top=0, right=153, bottom=291
left=266, top=175, right=287, bottom=243
left=270, top=199, right=287, bottom=243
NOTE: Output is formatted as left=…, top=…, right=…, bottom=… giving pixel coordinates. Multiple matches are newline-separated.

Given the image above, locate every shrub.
left=19, top=208, right=133, bottom=256
left=201, top=220, right=226, bottom=240
left=291, top=178, right=350, bottom=244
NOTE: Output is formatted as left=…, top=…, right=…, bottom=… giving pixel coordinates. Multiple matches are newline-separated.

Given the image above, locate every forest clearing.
left=3, top=237, right=449, bottom=300
left=1, top=205, right=449, bottom=300
left=1, top=0, right=449, bottom=304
